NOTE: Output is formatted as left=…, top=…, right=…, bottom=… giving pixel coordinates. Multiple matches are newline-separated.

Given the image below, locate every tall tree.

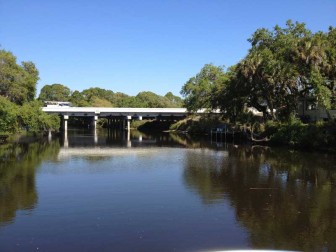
left=38, top=84, right=71, bottom=101
left=69, top=90, right=90, bottom=107
left=181, top=64, right=227, bottom=112
left=164, top=92, right=183, bottom=108
left=227, top=20, right=334, bottom=121
left=134, top=91, right=172, bottom=108
left=0, top=49, right=39, bottom=105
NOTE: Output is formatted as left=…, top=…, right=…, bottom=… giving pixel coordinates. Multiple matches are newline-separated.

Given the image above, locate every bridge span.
left=42, top=107, right=210, bottom=131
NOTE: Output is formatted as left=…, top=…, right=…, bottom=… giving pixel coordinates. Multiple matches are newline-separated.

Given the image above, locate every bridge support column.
left=138, top=116, right=142, bottom=121
left=63, top=115, right=69, bottom=131
left=92, top=116, right=98, bottom=129
left=126, top=116, right=131, bottom=131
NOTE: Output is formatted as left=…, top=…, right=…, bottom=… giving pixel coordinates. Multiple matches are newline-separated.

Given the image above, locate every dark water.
left=0, top=129, right=335, bottom=251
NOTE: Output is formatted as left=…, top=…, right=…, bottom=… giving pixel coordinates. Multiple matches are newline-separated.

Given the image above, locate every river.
left=0, top=129, right=335, bottom=251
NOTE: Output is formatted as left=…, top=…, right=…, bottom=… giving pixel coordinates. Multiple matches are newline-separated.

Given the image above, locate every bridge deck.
left=42, top=107, right=213, bottom=117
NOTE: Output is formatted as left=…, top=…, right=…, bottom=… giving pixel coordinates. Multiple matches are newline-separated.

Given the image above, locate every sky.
left=1, top=0, right=335, bottom=97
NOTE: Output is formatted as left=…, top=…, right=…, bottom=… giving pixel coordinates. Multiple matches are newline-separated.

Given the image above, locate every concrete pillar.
left=126, top=116, right=132, bottom=131
left=139, top=135, right=142, bottom=142
left=138, top=116, right=143, bottom=121
left=93, top=115, right=98, bottom=129
left=63, top=115, right=69, bottom=131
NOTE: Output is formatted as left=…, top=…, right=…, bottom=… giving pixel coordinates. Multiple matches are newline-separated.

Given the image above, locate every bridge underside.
left=59, top=113, right=186, bottom=131
left=42, top=107, right=210, bottom=131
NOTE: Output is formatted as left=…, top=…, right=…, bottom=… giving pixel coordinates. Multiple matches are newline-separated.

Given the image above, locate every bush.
left=272, top=122, right=307, bottom=146
left=0, top=97, right=19, bottom=133
left=18, top=101, right=60, bottom=133
left=269, top=119, right=336, bottom=151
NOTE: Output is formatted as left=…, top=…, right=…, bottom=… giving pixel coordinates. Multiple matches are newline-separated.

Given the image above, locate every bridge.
left=42, top=107, right=210, bottom=131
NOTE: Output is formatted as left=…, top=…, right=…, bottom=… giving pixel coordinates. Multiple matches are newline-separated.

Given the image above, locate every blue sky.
left=1, top=0, right=335, bottom=97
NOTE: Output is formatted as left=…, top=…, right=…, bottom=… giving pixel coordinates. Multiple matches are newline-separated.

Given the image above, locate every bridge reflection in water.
left=56, top=128, right=227, bottom=160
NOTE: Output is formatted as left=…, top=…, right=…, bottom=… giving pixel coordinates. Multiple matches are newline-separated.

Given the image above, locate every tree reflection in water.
left=0, top=141, right=60, bottom=226
left=183, top=145, right=336, bottom=251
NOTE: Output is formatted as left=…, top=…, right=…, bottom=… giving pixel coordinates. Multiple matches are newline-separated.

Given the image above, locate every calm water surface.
left=0, top=129, right=335, bottom=251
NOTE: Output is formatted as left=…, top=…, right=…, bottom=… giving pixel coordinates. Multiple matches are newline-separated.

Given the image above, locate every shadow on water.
left=0, top=140, right=60, bottom=226
left=183, top=145, right=336, bottom=251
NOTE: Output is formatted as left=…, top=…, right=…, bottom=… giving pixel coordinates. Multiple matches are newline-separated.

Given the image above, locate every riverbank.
left=131, top=115, right=336, bottom=153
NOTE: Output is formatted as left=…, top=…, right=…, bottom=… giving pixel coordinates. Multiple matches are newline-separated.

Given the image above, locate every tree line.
left=181, top=20, right=336, bottom=122
left=38, top=84, right=183, bottom=108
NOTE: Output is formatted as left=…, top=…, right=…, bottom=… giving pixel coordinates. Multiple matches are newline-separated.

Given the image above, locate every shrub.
left=0, top=96, right=19, bottom=133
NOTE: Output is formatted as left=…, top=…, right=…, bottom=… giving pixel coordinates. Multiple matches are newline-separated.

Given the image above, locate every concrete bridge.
left=42, top=107, right=209, bottom=131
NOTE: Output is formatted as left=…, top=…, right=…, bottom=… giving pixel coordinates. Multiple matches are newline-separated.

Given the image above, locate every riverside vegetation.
left=1, top=20, right=335, bottom=151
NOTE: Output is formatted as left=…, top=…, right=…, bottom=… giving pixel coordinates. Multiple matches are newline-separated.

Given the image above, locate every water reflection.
left=0, top=141, right=60, bottom=226
left=1, top=129, right=335, bottom=251
left=183, top=145, right=336, bottom=251
left=61, top=128, right=211, bottom=149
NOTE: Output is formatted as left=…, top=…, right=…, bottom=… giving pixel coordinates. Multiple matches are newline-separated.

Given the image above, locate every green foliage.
left=38, top=83, right=71, bottom=101
left=69, top=90, right=90, bottom=107
left=170, top=115, right=223, bottom=134
left=18, top=101, right=60, bottom=133
left=134, top=91, right=172, bottom=108
left=164, top=92, right=183, bottom=107
left=271, top=120, right=307, bottom=146
left=181, top=64, right=228, bottom=112
left=0, top=96, right=18, bottom=133
left=90, top=97, right=113, bottom=107
left=211, top=21, right=336, bottom=122
left=269, top=120, right=336, bottom=150
left=62, top=86, right=183, bottom=108
left=0, top=49, right=39, bottom=105
left=130, top=119, right=148, bottom=129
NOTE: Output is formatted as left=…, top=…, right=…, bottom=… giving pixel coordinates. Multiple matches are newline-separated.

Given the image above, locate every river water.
left=0, top=129, right=335, bottom=251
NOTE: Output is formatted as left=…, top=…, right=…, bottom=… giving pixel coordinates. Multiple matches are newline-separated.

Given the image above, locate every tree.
left=21, top=61, right=39, bottom=102
left=181, top=64, right=227, bottom=112
left=0, top=96, right=18, bottom=133
left=38, top=84, right=71, bottom=102
left=90, top=96, right=113, bottom=107
left=0, top=49, right=39, bottom=105
left=81, top=87, right=114, bottom=105
left=18, top=101, right=60, bottom=132
left=69, top=90, right=90, bottom=107
left=164, top=92, right=183, bottom=108
left=134, top=91, right=172, bottom=108
left=226, top=20, right=334, bottom=121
